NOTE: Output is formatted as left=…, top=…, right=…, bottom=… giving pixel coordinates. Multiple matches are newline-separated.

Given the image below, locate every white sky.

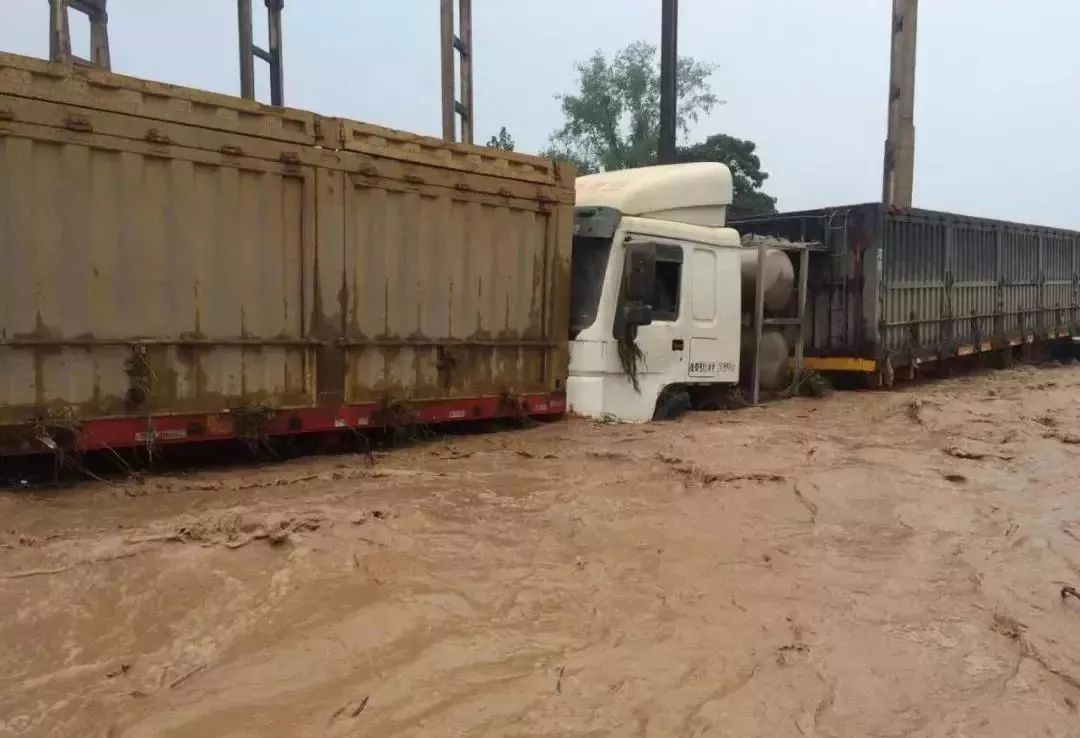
left=2, top=0, right=1078, bottom=227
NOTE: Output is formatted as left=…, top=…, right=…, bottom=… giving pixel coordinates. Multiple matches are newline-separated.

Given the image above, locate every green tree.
left=485, top=126, right=516, bottom=151
left=543, top=42, right=719, bottom=173
left=543, top=43, right=777, bottom=218
left=677, top=134, right=778, bottom=218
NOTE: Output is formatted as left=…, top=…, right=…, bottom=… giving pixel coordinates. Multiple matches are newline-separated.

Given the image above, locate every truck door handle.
left=672, top=339, right=685, bottom=351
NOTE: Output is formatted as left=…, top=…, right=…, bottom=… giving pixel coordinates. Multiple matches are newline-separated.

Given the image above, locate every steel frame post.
left=237, top=0, right=284, bottom=105
left=49, top=0, right=111, bottom=70
left=440, top=0, right=473, bottom=143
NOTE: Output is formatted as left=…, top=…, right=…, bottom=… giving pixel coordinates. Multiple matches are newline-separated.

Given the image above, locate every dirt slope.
left=4, top=365, right=1080, bottom=737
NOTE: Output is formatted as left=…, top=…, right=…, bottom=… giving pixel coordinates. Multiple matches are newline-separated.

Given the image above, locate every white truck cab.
left=567, top=163, right=744, bottom=422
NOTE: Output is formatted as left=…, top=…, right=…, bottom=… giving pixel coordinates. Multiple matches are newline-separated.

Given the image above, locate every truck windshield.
left=570, top=236, right=613, bottom=338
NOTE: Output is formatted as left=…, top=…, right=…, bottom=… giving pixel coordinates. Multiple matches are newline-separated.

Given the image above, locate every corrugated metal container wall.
left=313, top=120, right=570, bottom=407
left=0, top=134, right=315, bottom=424
left=0, top=52, right=573, bottom=453
left=732, top=204, right=1080, bottom=368
left=0, top=54, right=319, bottom=429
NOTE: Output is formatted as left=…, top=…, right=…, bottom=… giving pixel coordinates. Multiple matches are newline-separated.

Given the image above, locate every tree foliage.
left=485, top=126, right=515, bottom=151
left=678, top=134, right=777, bottom=218
left=543, top=42, right=718, bottom=173
left=544, top=42, right=777, bottom=217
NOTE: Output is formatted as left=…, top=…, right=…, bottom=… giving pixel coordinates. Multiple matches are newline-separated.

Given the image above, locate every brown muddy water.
left=4, top=365, right=1080, bottom=737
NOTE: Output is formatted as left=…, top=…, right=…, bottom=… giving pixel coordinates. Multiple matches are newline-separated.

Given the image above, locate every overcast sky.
left=2, top=1, right=1078, bottom=227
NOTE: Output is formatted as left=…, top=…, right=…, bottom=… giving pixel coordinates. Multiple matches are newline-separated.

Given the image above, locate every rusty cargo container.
left=732, top=204, right=1080, bottom=381
left=0, top=52, right=574, bottom=456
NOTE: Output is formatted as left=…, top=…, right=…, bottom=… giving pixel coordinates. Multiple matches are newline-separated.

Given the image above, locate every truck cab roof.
left=575, top=162, right=734, bottom=228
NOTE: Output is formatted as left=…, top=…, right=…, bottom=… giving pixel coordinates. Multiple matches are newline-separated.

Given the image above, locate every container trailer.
left=732, top=204, right=1080, bottom=385
left=0, top=51, right=574, bottom=456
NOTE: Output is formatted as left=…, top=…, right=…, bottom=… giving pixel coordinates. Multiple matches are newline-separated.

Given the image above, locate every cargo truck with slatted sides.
left=731, top=204, right=1080, bottom=386
left=0, top=51, right=575, bottom=456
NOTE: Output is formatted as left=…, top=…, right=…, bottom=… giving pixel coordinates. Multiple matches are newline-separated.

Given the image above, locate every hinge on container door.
left=123, top=345, right=152, bottom=409
left=436, top=346, right=458, bottom=389
left=145, top=128, right=172, bottom=145
left=64, top=114, right=93, bottom=132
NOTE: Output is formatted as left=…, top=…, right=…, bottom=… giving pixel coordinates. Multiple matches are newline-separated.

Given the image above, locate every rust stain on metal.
left=0, top=51, right=571, bottom=438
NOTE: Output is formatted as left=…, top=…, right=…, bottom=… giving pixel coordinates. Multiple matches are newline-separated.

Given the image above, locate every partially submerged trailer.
left=0, top=52, right=574, bottom=456
left=733, top=204, right=1080, bottom=384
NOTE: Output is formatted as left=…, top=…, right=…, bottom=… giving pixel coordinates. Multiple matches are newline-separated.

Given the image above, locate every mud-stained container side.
left=0, top=129, right=315, bottom=425
left=336, top=157, right=569, bottom=404
left=732, top=204, right=1080, bottom=369
left=0, top=51, right=574, bottom=446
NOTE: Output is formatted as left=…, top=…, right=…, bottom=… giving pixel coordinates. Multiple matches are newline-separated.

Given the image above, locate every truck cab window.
left=651, top=260, right=681, bottom=321
left=570, top=236, right=613, bottom=338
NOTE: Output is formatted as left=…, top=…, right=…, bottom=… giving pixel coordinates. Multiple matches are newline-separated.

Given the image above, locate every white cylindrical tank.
left=740, top=247, right=795, bottom=314
left=740, top=329, right=790, bottom=391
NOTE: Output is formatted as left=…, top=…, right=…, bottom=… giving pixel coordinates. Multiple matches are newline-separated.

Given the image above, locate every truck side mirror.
left=624, top=242, right=657, bottom=303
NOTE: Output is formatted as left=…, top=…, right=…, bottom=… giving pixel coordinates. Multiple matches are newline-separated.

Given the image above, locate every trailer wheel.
left=653, top=388, right=691, bottom=421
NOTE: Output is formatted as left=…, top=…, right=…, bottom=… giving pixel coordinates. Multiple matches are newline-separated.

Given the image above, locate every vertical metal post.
left=457, top=0, right=473, bottom=144
left=267, top=0, right=284, bottom=107
left=658, top=0, right=679, bottom=164
left=795, top=248, right=810, bottom=386
left=440, top=0, right=456, bottom=141
left=752, top=240, right=768, bottom=405
left=238, top=0, right=255, bottom=100
left=237, top=0, right=284, bottom=105
left=49, top=0, right=70, bottom=64
left=440, top=0, right=474, bottom=143
left=50, top=0, right=111, bottom=69
left=883, top=0, right=918, bottom=209
left=84, top=0, right=111, bottom=69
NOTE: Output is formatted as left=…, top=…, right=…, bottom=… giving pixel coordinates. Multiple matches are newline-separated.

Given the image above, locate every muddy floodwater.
left=4, top=366, right=1080, bottom=737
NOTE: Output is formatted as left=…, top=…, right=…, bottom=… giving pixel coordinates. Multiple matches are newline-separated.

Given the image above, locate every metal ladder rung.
left=49, top=0, right=111, bottom=70
left=238, top=0, right=285, bottom=106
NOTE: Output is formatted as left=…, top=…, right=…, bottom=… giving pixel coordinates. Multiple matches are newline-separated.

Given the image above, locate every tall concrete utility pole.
left=440, top=0, right=474, bottom=144
left=882, top=0, right=918, bottom=209
left=658, top=0, right=679, bottom=164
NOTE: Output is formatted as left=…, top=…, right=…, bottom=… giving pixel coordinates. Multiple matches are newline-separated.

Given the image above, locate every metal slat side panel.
left=1, top=72, right=572, bottom=447
left=1044, top=234, right=1076, bottom=331
left=858, top=206, right=883, bottom=354
left=0, top=123, right=314, bottom=426
left=951, top=221, right=997, bottom=347
left=340, top=168, right=557, bottom=405
left=1002, top=230, right=1040, bottom=337
left=881, top=215, right=947, bottom=357
left=0, top=93, right=317, bottom=166
left=732, top=205, right=1080, bottom=367
left=0, top=51, right=317, bottom=146
left=322, top=116, right=557, bottom=186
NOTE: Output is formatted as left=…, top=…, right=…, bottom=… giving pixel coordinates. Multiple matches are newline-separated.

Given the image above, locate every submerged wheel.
left=653, top=388, right=691, bottom=421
